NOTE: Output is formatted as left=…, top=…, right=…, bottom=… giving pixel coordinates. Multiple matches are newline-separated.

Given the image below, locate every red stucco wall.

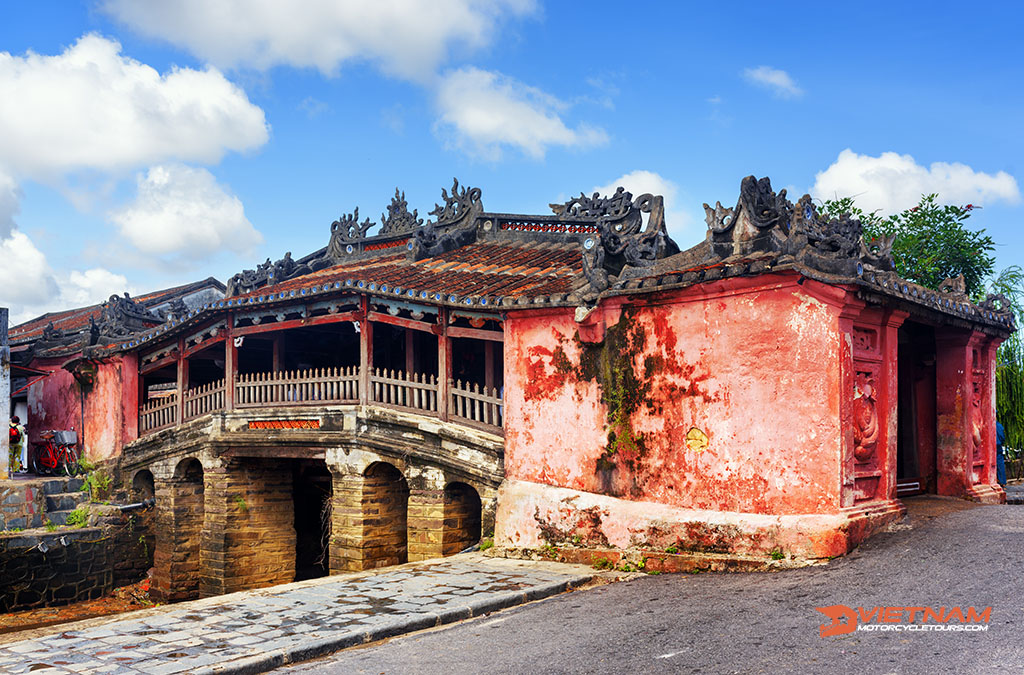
left=504, top=274, right=848, bottom=516
left=27, top=356, right=136, bottom=463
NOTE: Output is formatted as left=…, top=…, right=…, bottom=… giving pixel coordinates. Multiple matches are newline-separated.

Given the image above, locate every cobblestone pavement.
left=0, top=554, right=594, bottom=674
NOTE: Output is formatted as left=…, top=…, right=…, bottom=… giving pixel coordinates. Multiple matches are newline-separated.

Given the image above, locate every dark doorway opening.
left=443, top=482, right=482, bottom=555
left=293, top=459, right=332, bottom=581
left=897, top=321, right=938, bottom=495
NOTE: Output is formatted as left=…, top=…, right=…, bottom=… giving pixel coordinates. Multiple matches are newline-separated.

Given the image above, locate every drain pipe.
left=115, top=498, right=156, bottom=512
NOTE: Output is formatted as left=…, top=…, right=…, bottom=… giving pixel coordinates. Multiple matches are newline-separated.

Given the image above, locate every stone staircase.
left=43, top=477, right=88, bottom=525
left=0, top=476, right=88, bottom=530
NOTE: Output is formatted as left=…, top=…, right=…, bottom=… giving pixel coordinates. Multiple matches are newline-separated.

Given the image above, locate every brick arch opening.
left=153, top=458, right=205, bottom=602
left=294, top=459, right=332, bottom=580
left=443, top=482, right=482, bottom=555
left=131, top=469, right=155, bottom=500
left=362, top=462, right=410, bottom=568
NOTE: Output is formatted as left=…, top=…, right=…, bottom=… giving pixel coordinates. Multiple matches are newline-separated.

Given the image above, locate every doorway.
left=293, top=460, right=332, bottom=581
left=896, top=322, right=938, bottom=495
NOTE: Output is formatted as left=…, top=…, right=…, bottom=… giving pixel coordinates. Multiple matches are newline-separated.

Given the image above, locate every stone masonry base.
left=494, top=479, right=906, bottom=561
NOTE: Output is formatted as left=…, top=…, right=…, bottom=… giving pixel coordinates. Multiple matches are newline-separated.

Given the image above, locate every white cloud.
left=102, top=0, right=536, bottom=82
left=435, top=67, right=608, bottom=159
left=0, top=167, right=21, bottom=239
left=742, top=65, right=803, bottom=99
left=0, top=230, right=57, bottom=308
left=591, top=170, right=693, bottom=236
left=812, top=149, right=1021, bottom=214
left=0, top=227, right=133, bottom=325
left=62, top=269, right=133, bottom=308
left=109, top=164, right=263, bottom=258
left=0, top=175, right=130, bottom=323
left=0, top=34, right=268, bottom=179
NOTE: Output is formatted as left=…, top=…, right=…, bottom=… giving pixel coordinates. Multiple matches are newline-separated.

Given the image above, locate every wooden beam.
left=367, top=311, right=439, bottom=334
left=232, top=311, right=360, bottom=337
left=182, top=336, right=225, bottom=360
left=446, top=325, right=504, bottom=342
left=140, top=351, right=180, bottom=376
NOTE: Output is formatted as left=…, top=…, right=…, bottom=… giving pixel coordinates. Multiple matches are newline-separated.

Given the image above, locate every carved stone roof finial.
left=380, top=188, right=422, bottom=236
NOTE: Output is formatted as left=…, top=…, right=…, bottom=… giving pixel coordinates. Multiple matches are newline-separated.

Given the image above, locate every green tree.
left=822, top=194, right=1021, bottom=451
left=820, top=194, right=996, bottom=298
left=989, top=266, right=1024, bottom=451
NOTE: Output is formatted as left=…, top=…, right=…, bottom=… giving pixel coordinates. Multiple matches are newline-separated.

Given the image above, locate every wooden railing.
left=139, top=367, right=503, bottom=435
left=183, top=379, right=226, bottom=421
left=235, top=367, right=360, bottom=407
left=370, top=368, right=438, bottom=413
left=450, top=380, right=503, bottom=432
left=140, top=395, right=177, bottom=434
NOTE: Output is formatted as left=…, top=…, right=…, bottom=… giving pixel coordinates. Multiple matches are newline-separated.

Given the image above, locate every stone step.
left=46, top=492, right=88, bottom=512
left=46, top=510, right=78, bottom=526
left=41, top=477, right=85, bottom=495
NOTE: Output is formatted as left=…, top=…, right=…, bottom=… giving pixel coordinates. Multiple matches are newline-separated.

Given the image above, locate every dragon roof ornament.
left=380, top=188, right=423, bottom=236
left=702, top=175, right=894, bottom=277
left=225, top=252, right=310, bottom=298
left=563, top=187, right=679, bottom=298
left=409, top=178, right=484, bottom=261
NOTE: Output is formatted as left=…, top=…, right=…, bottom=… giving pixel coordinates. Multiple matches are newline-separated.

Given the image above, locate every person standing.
left=996, top=420, right=1007, bottom=487
left=8, top=416, right=25, bottom=473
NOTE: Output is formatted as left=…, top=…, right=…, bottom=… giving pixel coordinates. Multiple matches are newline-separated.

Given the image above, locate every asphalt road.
left=282, top=496, right=1024, bottom=675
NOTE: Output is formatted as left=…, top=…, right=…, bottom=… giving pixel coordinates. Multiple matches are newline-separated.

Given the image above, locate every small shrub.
left=44, top=520, right=57, bottom=532
left=665, top=545, right=679, bottom=554
left=65, top=506, right=89, bottom=528
left=479, top=537, right=494, bottom=551
left=234, top=495, right=248, bottom=512
left=592, top=557, right=614, bottom=570
left=80, top=463, right=113, bottom=502
left=769, top=548, right=785, bottom=561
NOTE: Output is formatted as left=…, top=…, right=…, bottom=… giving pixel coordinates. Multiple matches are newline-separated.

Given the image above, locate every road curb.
left=200, top=573, right=592, bottom=674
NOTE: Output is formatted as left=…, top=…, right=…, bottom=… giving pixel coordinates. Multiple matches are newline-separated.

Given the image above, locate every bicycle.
left=31, top=430, right=80, bottom=476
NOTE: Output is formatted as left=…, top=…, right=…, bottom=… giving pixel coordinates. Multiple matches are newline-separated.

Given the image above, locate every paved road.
left=285, top=497, right=1024, bottom=675
left=0, top=556, right=594, bottom=674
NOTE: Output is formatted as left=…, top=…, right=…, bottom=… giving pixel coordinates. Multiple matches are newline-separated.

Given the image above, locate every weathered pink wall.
left=27, top=356, right=136, bottom=462
left=504, top=274, right=849, bottom=517
left=27, top=359, right=79, bottom=451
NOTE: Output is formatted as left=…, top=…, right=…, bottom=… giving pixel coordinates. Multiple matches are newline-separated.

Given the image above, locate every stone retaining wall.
left=0, top=482, right=47, bottom=530
left=0, top=508, right=154, bottom=613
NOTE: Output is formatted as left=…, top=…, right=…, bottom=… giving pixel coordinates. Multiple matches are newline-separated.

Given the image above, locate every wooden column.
left=484, top=341, right=495, bottom=391
left=176, top=338, right=188, bottom=424
left=405, top=329, right=415, bottom=376
left=224, top=321, right=237, bottom=411
left=359, top=297, right=372, bottom=406
left=438, top=308, right=451, bottom=421
left=272, top=334, right=283, bottom=373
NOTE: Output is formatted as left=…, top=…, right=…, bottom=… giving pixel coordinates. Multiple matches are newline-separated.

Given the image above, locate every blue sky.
left=1, top=1, right=1021, bottom=323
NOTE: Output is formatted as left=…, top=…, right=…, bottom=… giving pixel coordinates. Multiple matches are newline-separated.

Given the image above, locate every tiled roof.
left=10, top=277, right=224, bottom=345
left=230, top=240, right=581, bottom=305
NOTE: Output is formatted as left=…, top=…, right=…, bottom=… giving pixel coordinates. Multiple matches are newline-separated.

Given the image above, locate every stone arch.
left=443, top=482, right=482, bottom=555
left=131, top=469, right=155, bottom=500
left=361, top=461, right=410, bottom=568
left=174, top=457, right=204, bottom=480
left=152, top=457, right=205, bottom=602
